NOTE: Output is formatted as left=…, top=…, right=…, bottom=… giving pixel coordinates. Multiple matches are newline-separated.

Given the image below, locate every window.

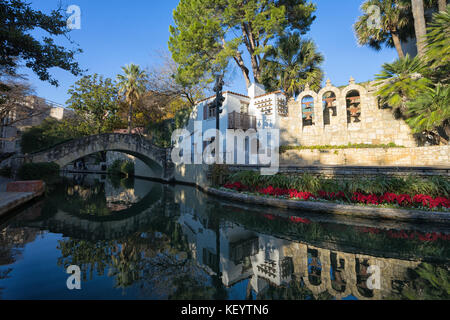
left=240, top=101, right=249, bottom=114
left=203, top=102, right=216, bottom=120
left=346, top=90, right=361, bottom=124
left=301, top=96, right=315, bottom=127
left=203, top=137, right=216, bottom=157
left=322, top=91, right=337, bottom=126
left=208, top=104, right=216, bottom=118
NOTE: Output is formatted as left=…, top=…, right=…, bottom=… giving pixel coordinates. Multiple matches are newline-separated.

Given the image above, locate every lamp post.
left=213, top=74, right=225, bottom=163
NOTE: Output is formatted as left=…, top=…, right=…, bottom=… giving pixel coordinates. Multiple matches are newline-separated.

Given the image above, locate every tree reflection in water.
left=0, top=174, right=449, bottom=300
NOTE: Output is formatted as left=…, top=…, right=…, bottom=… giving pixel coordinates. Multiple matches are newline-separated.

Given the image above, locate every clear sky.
left=23, top=0, right=399, bottom=106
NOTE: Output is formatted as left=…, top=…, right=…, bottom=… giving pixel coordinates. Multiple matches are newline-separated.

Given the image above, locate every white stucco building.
left=183, top=83, right=286, bottom=165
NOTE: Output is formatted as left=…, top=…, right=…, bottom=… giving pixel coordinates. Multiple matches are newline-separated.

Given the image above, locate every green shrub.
left=121, top=160, right=134, bottom=176
left=20, top=118, right=89, bottom=154
left=225, top=171, right=449, bottom=198
left=107, top=160, right=123, bottom=175
left=0, top=167, right=12, bottom=178
left=107, top=159, right=134, bottom=177
left=18, top=162, right=60, bottom=181
left=280, top=143, right=403, bottom=154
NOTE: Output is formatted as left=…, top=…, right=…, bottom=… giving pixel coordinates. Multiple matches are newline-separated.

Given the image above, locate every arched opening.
left=307, top=249, right=322, bottom=286
left=346, top=90, right=361, bottom=124
left=330, top=252, right=346, bottom=293
left=301, top=96, right=315, bottom=127
left=322, top=91, right=337, bottom=126
left=62, top=149, right=164, bottom=180
left=23, top=178, right=165, bottom=240
left=29, top=134, right=169, bottom=180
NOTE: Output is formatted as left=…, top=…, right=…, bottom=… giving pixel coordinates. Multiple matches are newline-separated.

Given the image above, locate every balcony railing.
left=228, top=111, right=256, bottom=130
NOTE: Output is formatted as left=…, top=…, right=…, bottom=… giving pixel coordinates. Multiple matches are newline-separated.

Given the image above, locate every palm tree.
left=424, top=5, right=450, bottom=83
left=406, top=84, right=450, bottom=143
left=261, top=33, right=324, bottom=98
left=375, top=54, right=431, bottom=113
left=354, top=0, right=413, bottom=58
left=438, top=0, right=448, bottom=11
left=116, top=64, right=147, bottom=133
left=411, top=0, right=428, bottom=57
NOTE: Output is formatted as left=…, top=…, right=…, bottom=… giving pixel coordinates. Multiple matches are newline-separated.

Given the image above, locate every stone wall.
left=281, top=145, right=450, bottom=167
left=279, top=79, right=417, bottom=148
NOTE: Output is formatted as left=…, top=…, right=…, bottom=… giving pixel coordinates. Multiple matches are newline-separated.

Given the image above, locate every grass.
left=280, top=142, right=402, bottom=154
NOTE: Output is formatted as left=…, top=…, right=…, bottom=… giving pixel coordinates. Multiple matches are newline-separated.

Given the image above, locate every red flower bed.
left=223, top=182, right=450, bottom=210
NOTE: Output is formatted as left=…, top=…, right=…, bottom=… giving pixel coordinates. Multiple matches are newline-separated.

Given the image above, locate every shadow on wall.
left=280, top=146, right=450, bottom=167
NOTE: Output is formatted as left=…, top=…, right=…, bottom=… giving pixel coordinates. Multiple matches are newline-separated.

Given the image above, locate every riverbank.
left=202, top=186, right=450, bottom=224
left=0, top=181, right=45, bottom=217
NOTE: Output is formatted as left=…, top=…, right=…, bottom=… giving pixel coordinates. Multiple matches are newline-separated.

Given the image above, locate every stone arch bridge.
left=26, top=133, right=174, bottom=180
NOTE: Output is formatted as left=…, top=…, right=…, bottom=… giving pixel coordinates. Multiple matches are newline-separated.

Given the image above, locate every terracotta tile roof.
left=195, top=89, right=285, bottom=104
left=195, top=91, right=250, bottom=104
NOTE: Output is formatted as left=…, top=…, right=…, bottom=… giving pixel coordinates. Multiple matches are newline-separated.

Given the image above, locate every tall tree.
left=146, top=52, right=205, bottom=107
left=411, top=0, right=428, bottom=57
left=66, top=74, right=121, bottom=134
left=0, top=76, right=35, bottom=126
left=438, top=0, right=448, bottom=11
left=0, top=0, right=83, bottom=86
left=354, top=0, right=413, bottom=58
left=424, top=4, right=450, bottom=83
left=169, top=0, right=316, bottom=88
left=116, top=64, right=147, bottom=134
left=261, top=33, right=324, bottom=97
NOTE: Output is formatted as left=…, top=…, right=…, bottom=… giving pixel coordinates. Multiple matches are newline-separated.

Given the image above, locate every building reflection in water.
left=0, top=176, right=448, bottom=300
left=177, top=203, right=432, bottom=300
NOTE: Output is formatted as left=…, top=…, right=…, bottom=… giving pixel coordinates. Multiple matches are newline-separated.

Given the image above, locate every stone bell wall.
left=279, top=79, right=417, bottom=148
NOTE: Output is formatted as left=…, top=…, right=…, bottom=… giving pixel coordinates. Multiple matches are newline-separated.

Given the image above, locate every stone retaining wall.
left=205, top=187, right=450, bottom=224
left=281, top=145, right=450, bottom=167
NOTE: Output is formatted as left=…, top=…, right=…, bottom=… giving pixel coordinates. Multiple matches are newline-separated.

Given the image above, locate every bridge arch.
left=26, top=134, right=173, bottom=180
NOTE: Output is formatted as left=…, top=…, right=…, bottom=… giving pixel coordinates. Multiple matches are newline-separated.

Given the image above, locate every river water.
left=0, top=174, right=449, bottom=300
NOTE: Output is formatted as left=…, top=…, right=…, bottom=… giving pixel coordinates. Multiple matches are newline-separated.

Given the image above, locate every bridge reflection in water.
left=0, top=175, right=448, bottom=300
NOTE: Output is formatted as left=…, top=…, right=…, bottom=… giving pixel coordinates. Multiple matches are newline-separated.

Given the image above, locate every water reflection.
left=0, top=175, right=449, bottom=300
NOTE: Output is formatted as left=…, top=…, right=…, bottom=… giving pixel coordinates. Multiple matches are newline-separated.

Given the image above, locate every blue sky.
left=23, top=0, right=399, bottom=105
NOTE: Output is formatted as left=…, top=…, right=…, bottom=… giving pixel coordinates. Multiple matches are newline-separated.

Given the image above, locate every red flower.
left=290, top=216, right=311, bottom=224
left=222, top=182, right=450, bottom=210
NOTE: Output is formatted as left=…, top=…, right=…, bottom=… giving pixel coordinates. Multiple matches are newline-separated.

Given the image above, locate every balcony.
left=228, top=111, right=256, bottom=130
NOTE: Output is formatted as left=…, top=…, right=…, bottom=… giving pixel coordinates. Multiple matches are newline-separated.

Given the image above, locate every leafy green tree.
left=261, top=33, right=323, bottom=97
left=354, top=0, right=413, bottom=58
left=0, top=0, right=83, bottom=85
left=169, top=0, right=317, bottom=88
left=116, top=64, right=147, bottom=133
left=424, top=5, right=450, bottom=84
left=375, top=54, right=431, bottom=113
left=406, top=84, right=450, bottom=143
left=67, top=74, right=122, bottom=134
left=20, top=118, right=88, bottom=154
